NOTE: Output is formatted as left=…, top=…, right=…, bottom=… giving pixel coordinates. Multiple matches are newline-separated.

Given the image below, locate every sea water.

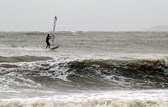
left=0, top=31, right=168, bottom=107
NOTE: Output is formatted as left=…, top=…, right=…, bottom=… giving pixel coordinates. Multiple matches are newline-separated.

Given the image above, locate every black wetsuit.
left=46, top=35, right=50, bottom=49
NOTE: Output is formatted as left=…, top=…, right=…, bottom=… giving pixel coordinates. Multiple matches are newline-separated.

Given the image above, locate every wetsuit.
left=46, top=35, right=50, bottom=49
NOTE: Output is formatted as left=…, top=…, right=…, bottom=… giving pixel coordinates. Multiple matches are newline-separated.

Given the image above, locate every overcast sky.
left=0, top=0, right=167, bottom=31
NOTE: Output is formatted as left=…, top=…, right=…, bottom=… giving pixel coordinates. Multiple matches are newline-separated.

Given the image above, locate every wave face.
left=0, top=58, right=167, bottom=92
left=67, top=58, right=168, bottom=89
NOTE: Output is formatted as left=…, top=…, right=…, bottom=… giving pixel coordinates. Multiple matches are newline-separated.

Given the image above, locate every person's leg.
left=46, top=42, right=50, bottom=49
left=46, top=42, right=49, bottom=49
left=48, top=43, right=50, bottom=48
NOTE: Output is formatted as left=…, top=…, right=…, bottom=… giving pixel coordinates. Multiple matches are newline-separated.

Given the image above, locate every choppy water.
left=0, top=31, right=168, bottom=107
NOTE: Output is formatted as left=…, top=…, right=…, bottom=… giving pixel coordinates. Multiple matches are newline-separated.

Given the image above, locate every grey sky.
left=0, top=0, right=167, bottom=31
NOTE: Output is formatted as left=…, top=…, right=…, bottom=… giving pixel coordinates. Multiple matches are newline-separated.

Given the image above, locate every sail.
left=52, top=16, right=57, bottom=45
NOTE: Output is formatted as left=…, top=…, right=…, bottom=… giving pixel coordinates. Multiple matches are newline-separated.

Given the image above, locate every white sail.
left=52, top=16, right=57, bottom=45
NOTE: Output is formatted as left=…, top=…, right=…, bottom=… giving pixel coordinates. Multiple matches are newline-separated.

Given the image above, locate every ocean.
left=0, top=31, right=168, bottom=107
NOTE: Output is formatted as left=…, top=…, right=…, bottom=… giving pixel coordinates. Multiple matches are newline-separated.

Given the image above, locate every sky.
left=0, top=0, right=168, bottom=31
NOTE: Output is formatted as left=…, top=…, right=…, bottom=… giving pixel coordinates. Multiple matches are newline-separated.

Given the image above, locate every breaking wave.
left=0, top=57, right=168, bottom=91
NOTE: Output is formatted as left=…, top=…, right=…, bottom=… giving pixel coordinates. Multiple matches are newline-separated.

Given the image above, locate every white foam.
left=0, top=90, right=168, bottom=107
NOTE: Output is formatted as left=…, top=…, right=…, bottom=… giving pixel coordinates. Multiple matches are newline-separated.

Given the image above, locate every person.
left=46, top=34, right=51, bottom=49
